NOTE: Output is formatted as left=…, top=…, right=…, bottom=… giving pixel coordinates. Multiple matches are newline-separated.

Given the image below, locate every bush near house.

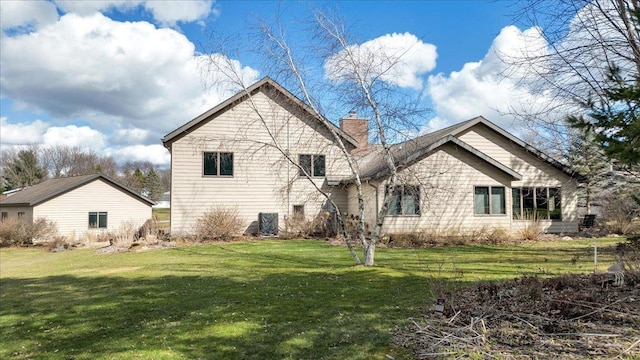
left=193, top=206, right=245, bottom=241
left=0, top=217, right=58, bottom=246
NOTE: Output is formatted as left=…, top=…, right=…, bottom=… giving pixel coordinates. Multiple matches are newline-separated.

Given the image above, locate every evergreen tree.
left=567, top=130, right=611, bottom=213
left=144, top=167, right=164, bottom=201
left=2, top=148, right=45, bottom=190
left=567, top=65, right=640, bottom=169
left=131, top=167, right=145, bottom=195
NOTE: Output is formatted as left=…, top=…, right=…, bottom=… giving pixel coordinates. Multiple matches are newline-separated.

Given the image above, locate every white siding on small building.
left=33, top=179, right=152, bottom=238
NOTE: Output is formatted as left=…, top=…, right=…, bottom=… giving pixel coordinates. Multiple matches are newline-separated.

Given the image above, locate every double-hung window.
left=89, top=212, right=108, bottom=229
left=299, top=154, right=326, bottom=177
left=203, top=152, right=234, bottom=176
left=386, top=185, right=420, bottom=216
left=474, top=186, right=506, bottom=215
left=512, top=187, right=561, bottom=220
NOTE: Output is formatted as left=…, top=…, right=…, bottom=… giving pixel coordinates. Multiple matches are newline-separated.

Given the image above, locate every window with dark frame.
left=292, top=205, right=305, bottom=221
left=512, top=187, right=561, bottom=220
left=203, top=152, right=234, bottom=176
left=299, top=154, right=326, bottom=177
left=89, top=211, right=108, bottom=229
left=17, top=212, right=25, bottom=219
left=1, top=212, right=8, bottom=221
left=386, top=185, right=420, bottom=216
left=474, top=186, right=506, bottom=215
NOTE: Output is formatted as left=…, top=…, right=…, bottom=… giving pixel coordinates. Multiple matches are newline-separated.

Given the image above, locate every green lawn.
left=0, top=238, right=621, bottom=359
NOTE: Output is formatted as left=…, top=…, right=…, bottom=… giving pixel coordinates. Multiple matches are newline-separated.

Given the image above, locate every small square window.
left=293, top=205, right=304, bottom=221
left=299, top=154, right=325, bottom=177
left=474, top=186, right=505, bottom=215
left=203, top=152, right=234, bottom=177
left=89, top=212, right=107, bottom=229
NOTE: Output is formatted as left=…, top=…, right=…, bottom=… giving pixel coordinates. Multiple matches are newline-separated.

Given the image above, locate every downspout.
left=366, top=180, right=379, bottom=224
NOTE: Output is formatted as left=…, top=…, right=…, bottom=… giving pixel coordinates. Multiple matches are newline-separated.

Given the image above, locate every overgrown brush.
left=193, top=206, right=245, bottom=241
left=386, top=226, right=515, bottom=248
left=518, top=218, right=543, bottom=241
left=0, top=217, right=58, bottom=246
left=616, top=237, right=640, bottom=272
left=282, top=211, right=335, bottom=239
left=601, top=192, right=640, bottom=235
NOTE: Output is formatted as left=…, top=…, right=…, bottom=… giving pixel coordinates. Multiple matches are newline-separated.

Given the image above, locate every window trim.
left=474, top=186, right=506, bottom=216
left=89, top=211, right=108, bottom=229
left=512, top=186, right=562, bottom=221
left=292, top=205, right=305, bottom=221
left=386, top=184, right=421, bottom=216
left=299, top=154, right=326, bottom=178
left=203, top=151, right=234, bottom=177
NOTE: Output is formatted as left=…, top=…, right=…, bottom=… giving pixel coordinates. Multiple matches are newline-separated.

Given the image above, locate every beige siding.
left=0, top=206, right=33, bottom=223
left=457, top=124, right=579, bottom=232
left=170, top=90, right=351, bottom=235
left=32, top=179, right=152, bottom=238
left=349, top=133, right=579, bottom=235
left=375, top=143, right=515, bottom=234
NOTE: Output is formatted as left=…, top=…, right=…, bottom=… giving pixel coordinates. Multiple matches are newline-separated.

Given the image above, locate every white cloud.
left=426, top=25, right=558, bottom=132
left=325, top=32, right=437, bottom=90
left=42, top=125, right=107, bottom=152
left=0, top=0, right=59, bottom=31
left=0, top=117, right=50, bottom=145
left=106, top=144, right=170, bottom=166
left=0, top=12, right=258, bottom=139
left=144, top=1, right=217, bottom=26
left=110, top=128, right=151, bottom=145
left=53, top=0, right=216, bottom=26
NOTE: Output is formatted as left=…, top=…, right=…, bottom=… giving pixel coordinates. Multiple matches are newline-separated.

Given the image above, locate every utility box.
left=259, top=213, right=278, bottom=236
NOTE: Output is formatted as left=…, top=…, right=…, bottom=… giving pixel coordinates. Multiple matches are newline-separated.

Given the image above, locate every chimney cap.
left=349, top=110, right=357, bottom=118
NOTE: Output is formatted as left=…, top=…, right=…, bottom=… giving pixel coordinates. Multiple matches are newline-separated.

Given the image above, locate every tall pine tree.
left=567, top=130, right=611, bottom=214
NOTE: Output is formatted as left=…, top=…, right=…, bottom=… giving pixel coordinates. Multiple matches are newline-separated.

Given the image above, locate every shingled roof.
left=0, top=173, right=154, bottom=207
left=349, top=116, right=584, bottom=183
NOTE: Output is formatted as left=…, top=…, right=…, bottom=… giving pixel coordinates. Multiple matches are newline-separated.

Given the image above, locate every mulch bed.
left=396, top=272, right=640, bottom=359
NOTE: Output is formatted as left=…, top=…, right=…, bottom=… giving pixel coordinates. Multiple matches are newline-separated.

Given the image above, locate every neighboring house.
left=152, top=191, right=171, bottom=209
left=0, top=173, right=154, bottom=239
left=163, top=77, right=583, bottom=236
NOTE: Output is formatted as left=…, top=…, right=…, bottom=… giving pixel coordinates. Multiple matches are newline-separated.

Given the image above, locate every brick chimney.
left=340, top=111, right=369, bottom=154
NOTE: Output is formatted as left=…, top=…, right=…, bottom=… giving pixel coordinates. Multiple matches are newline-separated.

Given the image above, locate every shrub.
left=282, top=211, right=335, bottom=239
left=615, top=237, right=640, bottom=273
left=0, top=217, right=58, bottom=246
left=601, top=194, right=640, bottom=235
left=517, top=216, right=543, bottom=241
left=486, top=227, right=513, bottom=244
left=46, top=236, right=71, bottom=252
left=193, top=206, right=245, bottom=241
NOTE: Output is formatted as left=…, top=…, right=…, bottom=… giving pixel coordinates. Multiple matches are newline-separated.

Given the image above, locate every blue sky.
left=0, top=0, right=551, bottom=168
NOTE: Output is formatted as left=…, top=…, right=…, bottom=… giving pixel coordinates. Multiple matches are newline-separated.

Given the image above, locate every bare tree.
left=40, top=145, right=118, bottom=178
left=202, top=9, right=428, bottom=265
left=506, top=0, right=640, bottom=132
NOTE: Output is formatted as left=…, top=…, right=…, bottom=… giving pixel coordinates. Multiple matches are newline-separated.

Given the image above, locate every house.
left=0, top=173, right=154, bottom=239
left=162, top=77, right=583, bottom=236
left=152, top=191, right=171, bottom=209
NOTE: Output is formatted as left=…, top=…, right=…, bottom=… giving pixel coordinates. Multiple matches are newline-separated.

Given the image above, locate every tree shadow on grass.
left=0, top=270, right=438, bottom=360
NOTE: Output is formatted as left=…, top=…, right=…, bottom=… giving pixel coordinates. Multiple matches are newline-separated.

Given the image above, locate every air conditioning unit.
left=259, top=212, right=278, bottom=236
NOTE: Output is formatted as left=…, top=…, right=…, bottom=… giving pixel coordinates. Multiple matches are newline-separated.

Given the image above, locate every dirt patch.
left=396, top=272, right=640, bottom=359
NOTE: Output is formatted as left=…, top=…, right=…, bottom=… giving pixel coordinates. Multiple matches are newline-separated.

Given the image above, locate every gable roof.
left=356, top=135, right=523, bottom=182
left=162, top=77, right=358, bottom=149
left=353, top=116, right=584, bottom=182
left=0, top=173, right=155, bottom=207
